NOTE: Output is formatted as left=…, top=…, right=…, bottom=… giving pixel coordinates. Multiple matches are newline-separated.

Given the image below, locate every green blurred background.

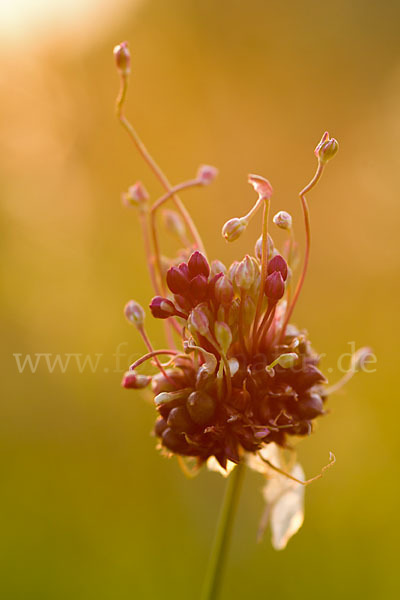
left=1, top=0, right=398, bottom=598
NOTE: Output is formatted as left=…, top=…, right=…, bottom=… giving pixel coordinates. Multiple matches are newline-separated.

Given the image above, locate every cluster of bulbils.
left=121, top=135, right=340, bottom=471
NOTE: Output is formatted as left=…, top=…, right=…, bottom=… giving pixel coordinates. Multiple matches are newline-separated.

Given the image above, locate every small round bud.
left=248, top=174, right=273, bottom=199
left=121, top=371, right=151, bottom=389
left=167, top=406, right=196, bottom=434
left=215, top=321, right=233, bottom=354
left=188, top=251, right=210, bottom=279
left=298, top=393, right=324, bottom=419
left=214, top=275, right=234, bottom=306
left=188, top=304, right=209, bottom=336
left=113, top=41, right=131, bottom=76
left=273, top=210, right=292, bottom=230
left=154, top=416, right=168, bottom=437
left=161, top=427, right=188, bottom=452
left=189, top=274, right=208, bottom=301
left=264, top=271, right=285, bottom=302
left=314, top=131, right=339, bottom=163
left=124, top=300, right=145, bottom=327
left=267, top=254, right=288, bottom=281
left=163, top=209, right=186, bottom=238
left=235, top=255, right=255, bottom=290
left=222, top=217, right=247, bottom=242
left=149, top=296, right=177, bottom=319
left=187, top=391, right=216, bottom=425
left=197, top=164, right=219, bottom=185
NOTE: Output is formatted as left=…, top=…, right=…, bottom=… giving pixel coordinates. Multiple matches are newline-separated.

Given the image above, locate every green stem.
left=201, top=462, right=245, bottom=600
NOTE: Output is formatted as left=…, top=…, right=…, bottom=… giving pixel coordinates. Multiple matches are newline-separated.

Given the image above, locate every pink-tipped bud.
left=188, top=304, right=209, bottom=336
left=248, top=174, right=273, bottom=199
left=122, top=181, right=149, bottom=208
left=273, top=210, right=292, bottom=230
left=121, top=370, right=151, bottom=389
left=166, top=264, right=190, bottom=295
left=215, top=322, right=232, bottom=354
left=255, top=234, right=274, bottom=262
left=188, top=251, right=210, bottom=279
left=267, top=254, right=288, bottom=281
left=222, top=217, right=247, bottom=242
left=124, top=300, right=145, bottom=327
left=265, top=271, right=285, bottom=301
left=113, top=41, right=131, bottom=76
left=214, top=275, right=234, bottom=306
left=314, top=131, right=339, bottom=163
left=210, top=260, right=227, bottom=276
left=197, top=164, right=219, bottom=185
left=149, top=296, right=177, bottom=319
left=235, top=255, right=255, bottom=290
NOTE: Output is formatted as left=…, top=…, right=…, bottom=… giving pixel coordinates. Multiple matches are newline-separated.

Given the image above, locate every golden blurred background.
left=1, top=0, right=398, bottom=598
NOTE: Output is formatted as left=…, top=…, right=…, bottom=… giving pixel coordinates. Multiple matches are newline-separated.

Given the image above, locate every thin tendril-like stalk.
left=252, top=198, right=270, bottom=351
left=201, top=462, right=245, bottom=600
left=150, top=178, right=203, bottom=293
left=115, top=74, right=206, bottom=255
left=129, top=349, right=179, bottom=370
left=138, top=209, right=161, bottom=294
left=138, top=326, right=176, bottom=383
left=279, top=162, right=325, bottom=342
left=238, top=290, right=248, bottom=357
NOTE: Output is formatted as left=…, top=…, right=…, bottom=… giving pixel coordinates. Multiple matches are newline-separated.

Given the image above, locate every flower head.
left=114, top=42, right=371, bottom=550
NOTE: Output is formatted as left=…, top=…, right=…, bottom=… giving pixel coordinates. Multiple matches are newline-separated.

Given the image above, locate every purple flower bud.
left=248, top=174, right=273, bottom=199
left=267, top=254, right=288, bottom=281
left=264, top=271, right=285, bottom=301
left=113, top=41, right=131, bottom=76
left=188, top=251, right=210, bottom=279
left=297, top=393, right=324, bottom=419
left=166, top=265, right=190, bottom=294
left=189, top=274, right=208, bottom=301
left=121, top=370, right=151, bottom=389
left=124, top=300, right=145, bottom=327
left=196, top=164, right=219, bottom=185
left=149, top=296, right=177, bottom=319
left=214, top=275, right=234, bottom=306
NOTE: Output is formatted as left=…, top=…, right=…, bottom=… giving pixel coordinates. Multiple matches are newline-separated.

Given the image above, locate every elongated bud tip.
left=248, top=174, right=273, bottom=199
left=273, top=210, right=292, bottom=230
left=197, top=164, right=219, bottom=185
left=122, top=181, right=149, bottom=207
left=124, top=300, right=145, bottom=327
left=113, top=41, right=131, bottom=76
left=222, top=217, right=247, bottom=242
left=214, top=274, right=234, bottom=306
left=235, top=255, right=255, bottom=290
left=267, top=254, right=288, bottom=281
left=121, top=370, right=151, bottom=389
left=314, top=132, right=339, bottom=163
